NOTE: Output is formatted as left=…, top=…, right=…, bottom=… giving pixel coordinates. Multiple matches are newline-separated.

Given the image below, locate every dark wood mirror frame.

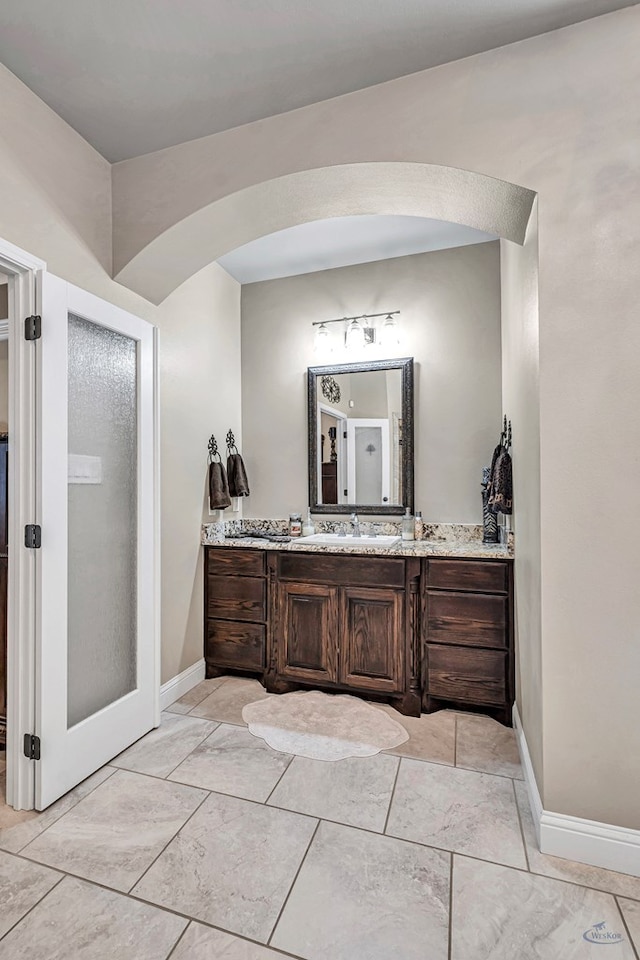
left=307, top=357, right=414, bottom=515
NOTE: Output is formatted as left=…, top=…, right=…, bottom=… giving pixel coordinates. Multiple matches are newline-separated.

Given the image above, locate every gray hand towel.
left=488, top=446, right=513, bottom=515
left=227, top=453, right=250, bottom=498
left=209, top=461, right=231, bottom=510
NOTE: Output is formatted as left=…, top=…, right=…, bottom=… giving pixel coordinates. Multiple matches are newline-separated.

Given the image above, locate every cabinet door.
left=277, top=582, right=338, bottom=684
left=339, top=587, right=404, bottom=693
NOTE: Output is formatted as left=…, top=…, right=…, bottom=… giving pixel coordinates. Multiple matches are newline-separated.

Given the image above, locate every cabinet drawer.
left=427, top=644, right=506, bottom=705
left=206, top=548, right=265, bottom=578
left=427, top=591, right=507, bottom=648
left=426, top=559, right=508, bottom=593
left=207, top=575, right=266, bottom=621
left=206, top=620, right=265, bottom=671
left=278, top=552, right=405, bottom=588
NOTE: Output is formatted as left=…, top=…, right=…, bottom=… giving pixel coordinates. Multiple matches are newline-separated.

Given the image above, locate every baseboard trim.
left=540, top=812, right=640, bottom=878
left=160, top=659, right=206, bottom=711
left=513, top=705, right=543, bottom=843
left=513, top=704, right=640, bottom=878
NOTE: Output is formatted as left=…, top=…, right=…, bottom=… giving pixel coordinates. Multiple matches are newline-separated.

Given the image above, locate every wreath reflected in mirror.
left=321, top=375, right=341, bottom=404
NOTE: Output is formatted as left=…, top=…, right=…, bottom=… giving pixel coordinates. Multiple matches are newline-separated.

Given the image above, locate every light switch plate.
left=68, top=454, right=102, bottom=484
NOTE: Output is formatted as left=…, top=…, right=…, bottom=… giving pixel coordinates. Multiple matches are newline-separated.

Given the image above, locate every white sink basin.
left=301, top=533, right=401, bottom=548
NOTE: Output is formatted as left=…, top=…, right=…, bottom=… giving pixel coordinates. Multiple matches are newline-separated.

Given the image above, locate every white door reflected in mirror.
left=346, top=419, right=390, bottom=504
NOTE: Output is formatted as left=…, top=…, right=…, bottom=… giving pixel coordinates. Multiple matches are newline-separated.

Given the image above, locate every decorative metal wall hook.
left=226, top=429, right=239, bottom=454
left=208, top=434, right=221, bottom=462
left=500, top=416, right=512, bottom=451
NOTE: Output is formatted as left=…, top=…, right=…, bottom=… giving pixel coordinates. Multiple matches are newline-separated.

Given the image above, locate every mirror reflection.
left=308, top=358, right=414, bottom=515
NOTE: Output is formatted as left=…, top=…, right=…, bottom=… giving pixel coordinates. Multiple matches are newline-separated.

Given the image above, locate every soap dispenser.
left=402, top=507, right=415, bottom=541
left=302, top=509, right=316, bottom=537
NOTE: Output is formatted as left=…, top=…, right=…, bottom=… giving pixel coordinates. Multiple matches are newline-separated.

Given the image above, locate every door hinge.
left=24, top=524, right=41, bottom=549
left=25, top=315, right=42, bottom=341
left=23, top=734, right=41, bottom=760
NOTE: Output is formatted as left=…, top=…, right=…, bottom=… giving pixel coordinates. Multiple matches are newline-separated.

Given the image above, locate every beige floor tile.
left=112, top=713, right=218, bottom=778
left=172, top=923, right=291, bottom=959
left=271, top=820, right=450, bottom=960
left=386, top=758, right=526, bottom=868
left=514, top=781, right=640, bottom=899
left=378, top=704, right=456, bottom=765
left=133, top=791, right=317, bottom=943
left=0, top=874, right=186, bottom=960
left=268, top=752, right=399, bottom=832
left=0, top=850, right=61, bottom=938
left=189, top=676, right=271, bottom=724
left=21, top=769, right=206, bottom=892
left=0, top=766, right=115, bottom=854
left=164, top=677, right=229, bottom=715
left=451, top=855, right=636, bottom=959
left=169, top=723, right=293, bottom=801
left=618, top=898, right=640, bottom=952
left=455, top=713, right=523, bottom=778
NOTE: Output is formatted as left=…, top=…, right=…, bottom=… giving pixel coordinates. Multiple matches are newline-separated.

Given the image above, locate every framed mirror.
left=308, top=357, right=414, bottom=515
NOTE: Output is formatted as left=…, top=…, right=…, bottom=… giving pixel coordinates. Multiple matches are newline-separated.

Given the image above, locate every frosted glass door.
left=36, top=273, right=158, bottom=810
left=67, top=316, right=138, bottom=727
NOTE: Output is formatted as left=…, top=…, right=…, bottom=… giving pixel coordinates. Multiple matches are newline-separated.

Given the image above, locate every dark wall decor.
left=308, top=357, right=414, bottom=515
left=320, top=375, right=341, bottom=404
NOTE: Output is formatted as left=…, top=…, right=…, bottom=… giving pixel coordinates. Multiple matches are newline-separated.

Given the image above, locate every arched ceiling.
left=218, top=215, right=496, bottom=284
left=114, top=162, right=536, bottom=304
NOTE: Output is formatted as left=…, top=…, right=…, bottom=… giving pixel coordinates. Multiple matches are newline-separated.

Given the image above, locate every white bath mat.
left=242, top=690, right=409, bottom=761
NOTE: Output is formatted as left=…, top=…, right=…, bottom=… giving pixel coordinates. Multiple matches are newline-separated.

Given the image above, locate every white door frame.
left=0, top=236, right=161, bottom=811
left=0, top=237, right=45, bottom=810
left=317, top=402, right=347, bottom=505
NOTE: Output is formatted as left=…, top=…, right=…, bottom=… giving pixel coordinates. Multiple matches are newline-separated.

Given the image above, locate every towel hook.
left=208, top=434, right=222, bottom=462
left=226, top=429, right=239, bottom=454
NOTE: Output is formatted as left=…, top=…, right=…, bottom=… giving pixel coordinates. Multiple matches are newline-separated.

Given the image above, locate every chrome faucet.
left=350, top=512, right=361, bottom=537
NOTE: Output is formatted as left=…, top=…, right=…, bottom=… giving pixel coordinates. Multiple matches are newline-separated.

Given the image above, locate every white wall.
left=156, top=262, right=241, bottom=682
left=501, top=204, right=542, bottom=789
left=241, top=243, right=502, bottom=522
left=0, top=64, right=242, bottom=685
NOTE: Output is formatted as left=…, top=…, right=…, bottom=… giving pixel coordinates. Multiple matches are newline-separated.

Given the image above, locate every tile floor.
left=0, top=675, right=638, bottom=959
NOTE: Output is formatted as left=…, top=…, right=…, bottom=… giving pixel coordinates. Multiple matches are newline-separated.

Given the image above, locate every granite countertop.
left=202, top=531, right=512, bottom=561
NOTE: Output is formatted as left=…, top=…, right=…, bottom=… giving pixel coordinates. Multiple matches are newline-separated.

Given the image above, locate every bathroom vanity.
left=203, top=539, right=514, bottom=725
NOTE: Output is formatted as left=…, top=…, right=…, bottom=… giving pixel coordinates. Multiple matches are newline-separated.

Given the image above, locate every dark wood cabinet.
left=272, top=556, right=409, bottom=702
left=204, top=545, right=514, bottom=724
left=339, top=586, right=404, bottom=693
left=204, top=547, right=267, bottom=677
left=277, top=581, right=338, bottom=684
left=424, top=557, right=514, bottom=724
left=321, top=462, right=338, bottom=504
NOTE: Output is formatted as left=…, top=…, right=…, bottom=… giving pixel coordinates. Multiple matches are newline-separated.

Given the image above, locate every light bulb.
left=314, top=323, right=331, bottom=353
left=379, top=314, right=400, bottom=348
left=345, top=318, right=365, bottom=351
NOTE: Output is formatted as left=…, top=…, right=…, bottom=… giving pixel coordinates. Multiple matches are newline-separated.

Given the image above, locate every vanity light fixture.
left=311, top=311, right=400, bottom=353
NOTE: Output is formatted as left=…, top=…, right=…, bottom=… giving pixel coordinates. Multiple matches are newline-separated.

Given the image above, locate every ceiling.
left=0, top=0, right=634, bottom=162
left=218, top=215, right=496, bottom=284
